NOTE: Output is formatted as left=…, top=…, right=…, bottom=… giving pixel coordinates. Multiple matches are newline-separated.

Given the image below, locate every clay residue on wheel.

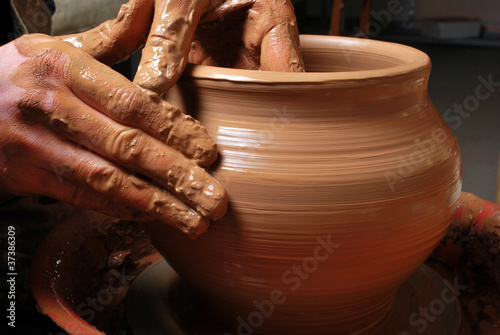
left=51, top=216, right=160, bottom=334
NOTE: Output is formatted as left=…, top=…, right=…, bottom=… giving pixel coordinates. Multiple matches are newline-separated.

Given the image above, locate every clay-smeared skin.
left=144, top=36, right=463, bottom=334
left=59, top=0, right=154, bottom=66
left=0, top=34, right=227, bottom=238
left=452, top=192, right=500, bottom=235
left=433, top=193, right=500, bottom=334
left=60, top=0, right=304, bottom=94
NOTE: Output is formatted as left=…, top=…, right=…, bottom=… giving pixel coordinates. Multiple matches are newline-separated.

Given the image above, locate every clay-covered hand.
left=451, top=192, right=500, bottom=237
left=435, top=192, right=500, bottom=267
left=59, top=0, right=305, bottom=94
left=0, top=34, right=227, bottom=238
left=433, top=192, right=500, bottom=332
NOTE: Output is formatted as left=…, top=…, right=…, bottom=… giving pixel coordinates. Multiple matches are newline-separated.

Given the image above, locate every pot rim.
left=185, top=34, right=430, bottom=84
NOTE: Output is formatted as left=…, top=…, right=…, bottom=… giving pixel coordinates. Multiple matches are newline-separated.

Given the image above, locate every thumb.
left=133, top=0, right=211, bottom=94
left=59, top=0, right=154, bottom=66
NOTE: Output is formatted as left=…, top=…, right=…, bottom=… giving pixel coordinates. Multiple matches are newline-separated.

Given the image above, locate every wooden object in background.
left=329, top=0, right=373, bottom=36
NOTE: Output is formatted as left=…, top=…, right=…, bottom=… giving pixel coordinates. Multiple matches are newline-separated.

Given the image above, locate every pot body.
left=145, top=36, right=462, bottom=334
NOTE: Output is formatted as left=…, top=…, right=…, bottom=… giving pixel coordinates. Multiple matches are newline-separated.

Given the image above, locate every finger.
left=243, top=0, right=304, bottom=72
left=7, top=123, right=210, bottom=237
left=188, top=38, right=259, bottom=69
left=42, top=132, right=210, bottom=237
left=198, top=0, right=254, bottom=23
left=51, top=146, right=211, bottom=237
left=40, top=40, right=218, bottom=166
left=260, top=20, right=304, bottom=72
left=187, top=40, right=218, bottom=66
left=133, top=0, right=212, bottom=94
left=58, top=0, right=154, bottom=65
left=19, top=88, right=227, bottom=221
left=189, top=2, right=261, bottom=69
left=1, top=162, right=147, bottom=222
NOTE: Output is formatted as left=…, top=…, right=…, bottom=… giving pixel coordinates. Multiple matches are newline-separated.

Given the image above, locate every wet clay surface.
left=1, top=34, right=227, bottom=238
left=60, top=0, right=304, bottom=94
left=59, top=0, right=154, bottom=66
left=19, top=192, right=498, bottom=335
left=10, top=29, right=497, bottom=334
left=28, top=202, right=161, bottom=335
left=133, top=0, right=305, bottom=92
left=13, top=34, right=220, bottom=167
left=128, top=260, right=463, bottom=335
left=0, top=197, right=156, bottom=335
left=143, top=35, right=462, bottom=334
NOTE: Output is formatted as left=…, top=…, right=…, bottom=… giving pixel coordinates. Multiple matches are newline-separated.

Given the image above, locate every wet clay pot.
left=144, top=35, right=462, bottom=334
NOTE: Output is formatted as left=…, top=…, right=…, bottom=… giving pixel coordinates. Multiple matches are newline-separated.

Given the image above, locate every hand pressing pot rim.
left=182, top=34, right=430, bottom=84
left=145, top=34, right=462, bottom=334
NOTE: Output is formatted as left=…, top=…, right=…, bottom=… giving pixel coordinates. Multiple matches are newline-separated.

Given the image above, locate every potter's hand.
left=60, top=0, right=305, bottom=94
left=433, top=192, right=500, bottom=332
left=436, top=192, right=500, bottom=266
left=0, top=34, right=227, bottom=238
left=452, top=192, right=500, bottom=235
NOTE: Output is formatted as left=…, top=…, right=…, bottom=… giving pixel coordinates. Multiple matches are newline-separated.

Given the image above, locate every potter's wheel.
left=126, top=260, right=462, bottom=335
